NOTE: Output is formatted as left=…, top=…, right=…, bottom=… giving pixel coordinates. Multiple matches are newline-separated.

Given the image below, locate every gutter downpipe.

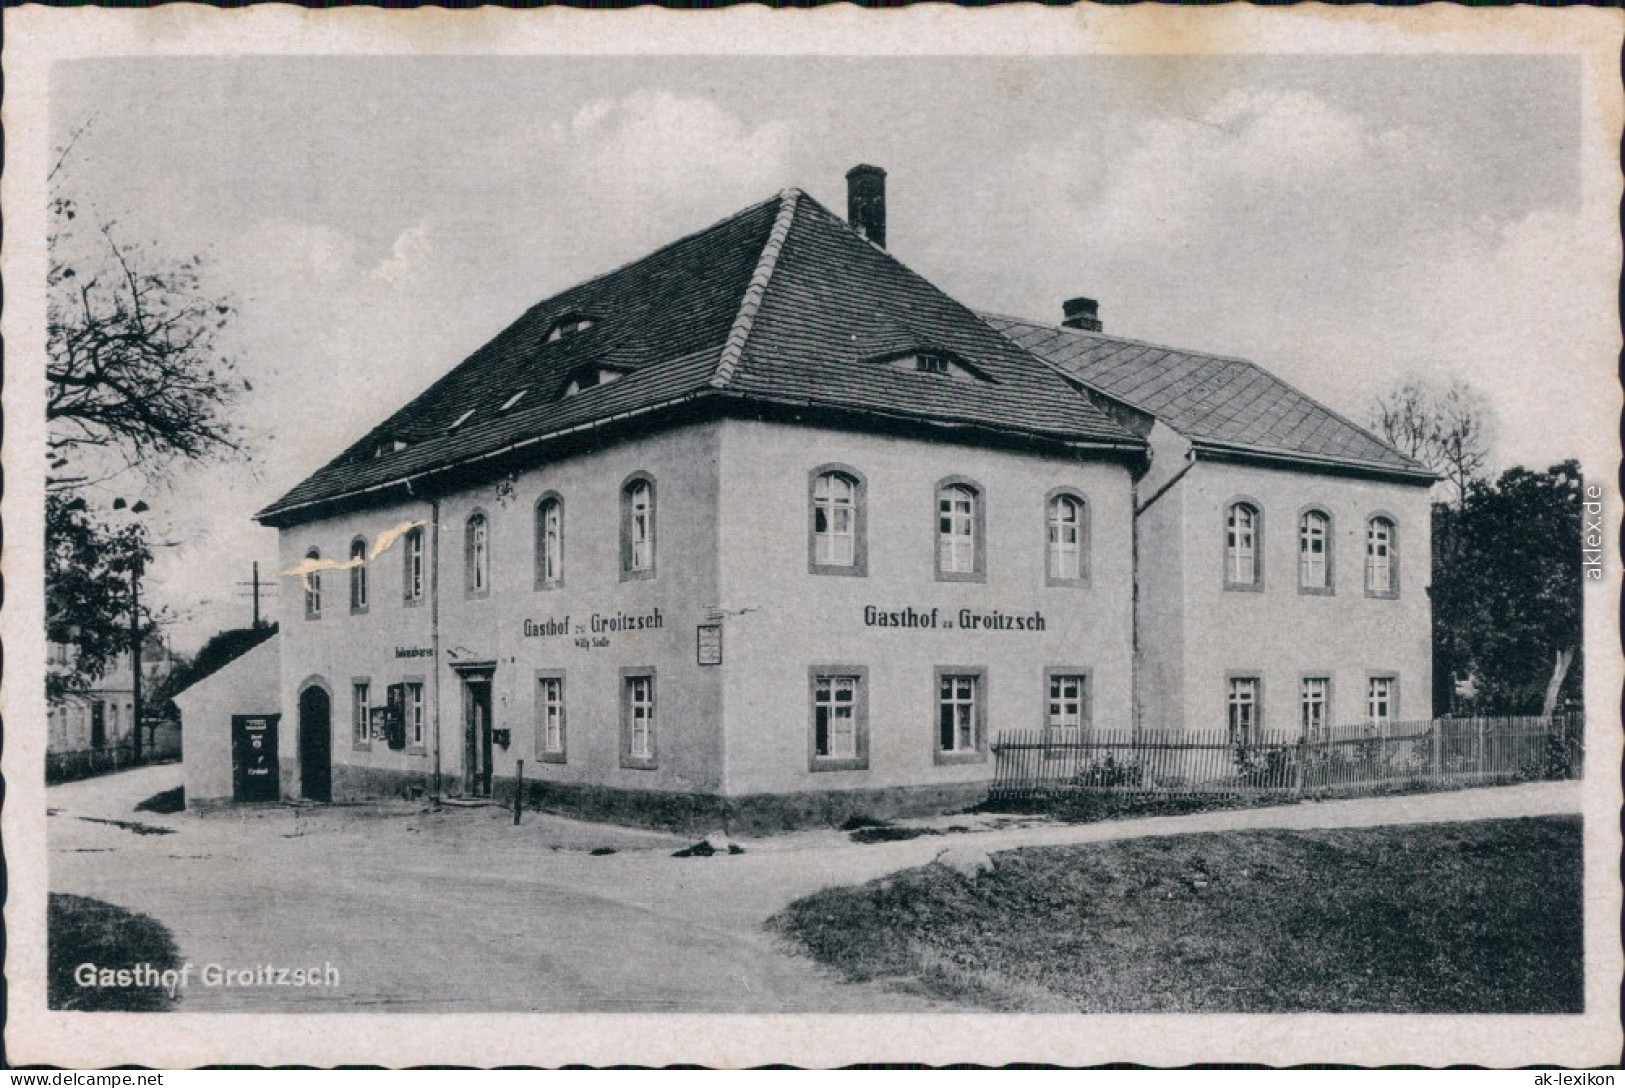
left=431, top=496, right=443, bottom=802
left=1131, top=449, right=1198, bottom=743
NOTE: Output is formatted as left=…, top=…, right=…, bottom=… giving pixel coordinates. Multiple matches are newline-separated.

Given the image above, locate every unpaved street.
left=48, top=764, right=1582, bottom=1013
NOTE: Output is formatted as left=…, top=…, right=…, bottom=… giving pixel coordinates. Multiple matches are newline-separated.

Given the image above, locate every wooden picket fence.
left=989, top=712, right=1584, bottom=803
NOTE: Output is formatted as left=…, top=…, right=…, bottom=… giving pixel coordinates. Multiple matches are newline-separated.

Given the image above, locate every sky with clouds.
left=50, top=54, right=1611, bottom=652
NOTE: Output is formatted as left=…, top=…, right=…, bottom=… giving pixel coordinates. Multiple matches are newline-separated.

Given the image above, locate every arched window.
left=349, top=537, right=368, bottom=613
left=620, top=475, right=656, bottom=579
left=466, top=511, right=490, bottom=598
left=1224, top=501, right=1262, bottom=589
left=303, top=548, right=323, bottom=619
left=1366, top=516, right=1398, bottom=597
left=402, top=527, right=425, bottom=604
left=1298, top=509, right=1332, bottom=592
left=1046, top=491, right=1090, bottom=585
left=809, top=467, right=867, bottom=575
left=535, top=494, right=564, bottom=589
left=936, top=478, right=985, bottom=582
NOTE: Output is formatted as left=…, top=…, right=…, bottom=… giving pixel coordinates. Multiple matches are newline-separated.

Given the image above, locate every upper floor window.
left=936, top=478, right=985, bottom=582
left=1298, top=509, right=1331, bottom=593
left=1225, top=501, right=1262, bottom=589
left=349, top=538, right=368, bottom=613
left=403, top=527, right=425, bottom=604
left=466, top=511, right=490, bottom=598
left=1365, top=516, right=1398, bottom=597
left=620, top=475, right=656, bottom=580
left=1046, top=491, right=1090, bottom=586
left=535, top=494, right=564, bottom=590
left=303, top=548, right=322, bottom=619
left=809, top=467, right=866, bottom=576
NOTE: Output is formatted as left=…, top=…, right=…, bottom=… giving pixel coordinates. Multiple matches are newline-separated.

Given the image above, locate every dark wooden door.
left=298, top=686, right=332, bottom=802
left=464, top=679, right=493, bottom=798
left=91, top=701, right=107, bottom=748
left=233, top=714, right=281, bottom=802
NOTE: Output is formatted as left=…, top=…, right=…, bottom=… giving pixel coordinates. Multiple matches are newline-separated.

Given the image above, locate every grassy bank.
left=769, top=815, right=1582, bottom=1013
left=49, top=894, right=183, bottom=1011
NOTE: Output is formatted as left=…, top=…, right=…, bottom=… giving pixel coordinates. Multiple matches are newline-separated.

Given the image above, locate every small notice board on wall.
left=696, top=624, right=723, bottom=666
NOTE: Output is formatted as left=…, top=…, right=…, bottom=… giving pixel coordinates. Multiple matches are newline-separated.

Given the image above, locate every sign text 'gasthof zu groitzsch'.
left=862, top=605, right=1047, bottom=631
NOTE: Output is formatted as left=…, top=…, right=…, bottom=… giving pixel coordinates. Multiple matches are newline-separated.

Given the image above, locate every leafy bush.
left=1072, top=754, right=1144, bottom=789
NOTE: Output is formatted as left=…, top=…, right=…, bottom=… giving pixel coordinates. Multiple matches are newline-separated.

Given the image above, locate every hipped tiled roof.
left=983, top=314, right=1433, bottom=479
left=258, top=190, right=1143, bottom=526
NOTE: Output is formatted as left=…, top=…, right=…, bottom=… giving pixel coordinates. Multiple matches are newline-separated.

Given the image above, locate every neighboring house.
left=239, top=164, right=1431, bottom=826
left=987, top=310, right=1435, bottom=742
left=47, top=640, right=137, bottom=755
left=48, top=635, right=186, bottom=762
left=176, top=633, right=281, bottom=808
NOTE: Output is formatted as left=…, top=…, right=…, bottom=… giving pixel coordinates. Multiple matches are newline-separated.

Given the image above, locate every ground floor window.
left=404, top=682, right=425, bottom=748
left=352, top=681, right=371, bottom=748
left=537, top=674, right=566, bottom=762
left=1227, top=676, right=1260, bottom=746
left=809, top=667, right=868, bottom=771
left=1045, top=670, right=1090, bottom=748
left=620, top=671, right=657, bottom=769
left=935, top=668, right=986, bottom=764
left=1368, top=675, right=1396, bottom=728
left=1300, top=676, right=1330, bottom=739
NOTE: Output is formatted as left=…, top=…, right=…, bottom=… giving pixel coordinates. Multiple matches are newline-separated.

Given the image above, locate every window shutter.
left=386, top=683, right=407, bottom=750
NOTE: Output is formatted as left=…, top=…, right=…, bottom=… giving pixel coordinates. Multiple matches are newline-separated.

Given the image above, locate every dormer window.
left=373, top=437, right=410, bottom=460
left=563, top=365, right=625, bottom=398
left=874, top=348, right=987, bottom=383
left=447, top=409, right=475, bottom=433
left=500, top=390, right=528, bottom=412
left=548, top=314, right=597, bottom=343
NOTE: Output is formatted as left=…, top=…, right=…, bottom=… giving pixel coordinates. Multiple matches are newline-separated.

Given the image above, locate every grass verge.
left=49, top=894, right=183, bottom=1011
left=768, top=815, right=1582, bottom=1013
left=135, top=786, right=186, bottom=814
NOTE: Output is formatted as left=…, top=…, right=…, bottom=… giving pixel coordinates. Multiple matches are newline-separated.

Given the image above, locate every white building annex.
left=206, top=165, right=1434, bottom=828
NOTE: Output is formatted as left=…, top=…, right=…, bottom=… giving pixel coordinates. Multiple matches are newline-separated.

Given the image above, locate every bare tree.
left=1368, top=378, right=1495, bottom=505
left=47, top=198, right=246, bottom=489
left=47, top=136, right=249, bottom=700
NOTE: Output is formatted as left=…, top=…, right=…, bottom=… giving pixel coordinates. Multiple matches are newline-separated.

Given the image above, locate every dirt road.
left=47, top=764, right=1581, bottom=1013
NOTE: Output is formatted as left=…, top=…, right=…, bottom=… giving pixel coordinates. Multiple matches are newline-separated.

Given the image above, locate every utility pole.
left=130, top=552, right=143, bottom=763
left=235, top=561, right=273, bottom=628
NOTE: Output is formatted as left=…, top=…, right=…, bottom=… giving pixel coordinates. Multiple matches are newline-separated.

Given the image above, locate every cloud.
left=563, top=90, right=793, bottom=204
left=368, top=225, right=434, bottom=286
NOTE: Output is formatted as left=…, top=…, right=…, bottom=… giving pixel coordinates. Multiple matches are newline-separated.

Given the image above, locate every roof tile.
left=984, top=314, right=1429, bottom=476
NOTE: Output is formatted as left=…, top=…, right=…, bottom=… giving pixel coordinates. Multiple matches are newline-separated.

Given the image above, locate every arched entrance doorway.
left=298, top=684, right=332, bottom=802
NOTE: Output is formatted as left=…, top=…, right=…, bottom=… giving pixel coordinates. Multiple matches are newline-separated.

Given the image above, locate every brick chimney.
left=846, top=164, right=887, bottom=248
left=1063, top=297, right=1102, bottom=332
